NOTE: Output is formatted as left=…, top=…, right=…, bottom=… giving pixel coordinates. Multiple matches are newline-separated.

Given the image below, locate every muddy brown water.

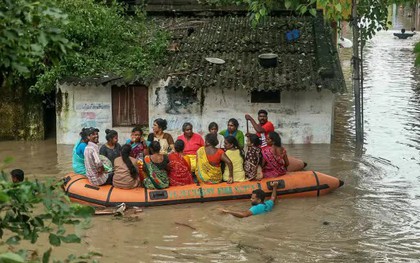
left=1, top=17, right=420, bottom=263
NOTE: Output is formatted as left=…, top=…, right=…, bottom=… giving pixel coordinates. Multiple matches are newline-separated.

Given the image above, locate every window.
left=112, top=85, right=148, bottom=126
left=251, top=90, right=281, bottom=103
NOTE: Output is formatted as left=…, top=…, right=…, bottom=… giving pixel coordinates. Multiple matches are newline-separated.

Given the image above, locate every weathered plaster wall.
left=0, top=87, right=44, bottom=141
left=57, top=82, right=334, bottom=145
left=149, top=84, right=335, bottom=144
left=56, top=84, right=133, bottom=145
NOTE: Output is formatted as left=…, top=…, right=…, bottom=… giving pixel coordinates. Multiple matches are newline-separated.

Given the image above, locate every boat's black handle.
left=149, top=190, right=168, bottom=200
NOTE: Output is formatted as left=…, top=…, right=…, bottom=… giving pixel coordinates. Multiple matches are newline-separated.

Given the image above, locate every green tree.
left=0, top=0, right=73, bottom=88
left=0, top=157, right=96, bottom=262
left=33, top=0, right=169, bottom=94
left=1, top=0, right=169, bottom=94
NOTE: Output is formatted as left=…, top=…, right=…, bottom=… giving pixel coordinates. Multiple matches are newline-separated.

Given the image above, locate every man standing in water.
left=245, top=109, right=275, bottom=148
left=220, top=181, right=279, bottom=217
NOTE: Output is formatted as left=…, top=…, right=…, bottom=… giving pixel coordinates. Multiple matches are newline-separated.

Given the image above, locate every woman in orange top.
left=168, top=140, right=194, bottom=186
left=196, top=133, right=233, bottom=184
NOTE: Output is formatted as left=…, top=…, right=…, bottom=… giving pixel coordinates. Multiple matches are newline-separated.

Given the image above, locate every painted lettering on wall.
left=75, top=102, right=111, bottom=128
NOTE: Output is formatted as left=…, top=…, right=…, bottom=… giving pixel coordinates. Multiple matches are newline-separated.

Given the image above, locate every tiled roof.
left=151, top=13, right=346, bottom=93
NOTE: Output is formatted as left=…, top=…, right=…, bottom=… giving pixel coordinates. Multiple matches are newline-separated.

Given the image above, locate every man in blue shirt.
left=220, top=181, right=279, bottom=218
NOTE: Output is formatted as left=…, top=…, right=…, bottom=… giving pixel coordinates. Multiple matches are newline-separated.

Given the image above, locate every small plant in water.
left=0, top=157, right=98, bottom=262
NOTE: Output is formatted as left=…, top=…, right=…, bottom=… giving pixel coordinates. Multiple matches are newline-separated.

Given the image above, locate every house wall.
left=56, top=82, right=334, bottom=145
left=56, top=84, right=134, bottom=145
left=149, top=83, right=335, bottom=144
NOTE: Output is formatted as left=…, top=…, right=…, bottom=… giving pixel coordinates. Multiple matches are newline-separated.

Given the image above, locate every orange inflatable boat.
left=63, top=171, right=343, bottom=207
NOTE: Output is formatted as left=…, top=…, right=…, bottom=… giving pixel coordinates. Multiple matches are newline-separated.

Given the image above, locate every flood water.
left=1, top=13, right=420, bottom=263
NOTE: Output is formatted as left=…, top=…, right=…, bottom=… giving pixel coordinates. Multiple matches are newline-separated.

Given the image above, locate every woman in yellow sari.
left=196, top=133, right=233, bottom=184
left=223, top=136, right=246, bottom=182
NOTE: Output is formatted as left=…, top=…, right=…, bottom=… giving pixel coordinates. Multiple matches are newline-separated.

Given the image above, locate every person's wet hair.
left=182, top=122, right=193, bottom=132
left=248, top=134, right=261, bottom=147
left=258, top=109, right=268, bottom=116
left=79, top=128, right=90, bottom=141
left=11, top=169, right=24, bottom=182
left=228, top=118, right=239, bottom=128
left=87, top=127, right=99, bottom=136
left=131, top=126, right=143, bottom=134
left=268, top=131, right=282, bottom=147
left=105, top=129, right=118, bottom=142
left=174, top=139, right=185, bottom=153
left=225, top=136, right=244, bottom=158
left=208, top=122, right=218, bottom=131
left=154, top=118, right=168, bottom=131
left=121, top=144, right=138, bottom=179
left=205, top=133, right=219, bottom=147
left=225, top=136, right=240, bottom=149
left=150, top=141, right=161, bottom=154
left=252, top=189, right=266, bottom=203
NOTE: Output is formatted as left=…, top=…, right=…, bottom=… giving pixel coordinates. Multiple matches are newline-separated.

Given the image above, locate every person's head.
left=174, top=139, right=185, bottom=153
left=182, top=122, right=193, bottom=138
left=87, top=128, right=100, bottom=143
left=267, top=131, right=281, bottom=147
left=251, top=189, right=266, bottom=205
left=150, top=141, right=161, bottom=154
left=11, top=169, right=24, bottom=183
left=227, top=118, right=239, bottom=133
left=258, top=109, right=268, bottom=125
left=131, top=126, right=143, bottom=143
left=208, top=122, right=219, bottom=134
left=153, top=118, right=167, bottom=133
left=247, top=134, right=261, bottom=147
left=105, top=129, right=118, bottom=145
left=120, top=144, right=138, bottom=179
left=79, top=128, right=90, bottom=143
left=224, top=136, right=240, bottom=150
left=205, top=133, right=219, bottom=147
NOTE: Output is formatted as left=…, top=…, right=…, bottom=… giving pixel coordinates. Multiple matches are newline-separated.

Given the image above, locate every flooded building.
left=56, top=8, right=345, bottom=144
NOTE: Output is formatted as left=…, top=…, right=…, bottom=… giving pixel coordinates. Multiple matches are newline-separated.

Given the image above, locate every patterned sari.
left=168, top=153, right=194, bottom=186
left=196, top=147, right=223, bottom=184
left=262, top=147, right=287, bottom=178
left=244, top=146, right=263, bottom=179
left=143, top=155, right=169, bottom=189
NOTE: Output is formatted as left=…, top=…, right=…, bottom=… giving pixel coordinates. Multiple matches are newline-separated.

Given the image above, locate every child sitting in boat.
left=168, top=140, right=194, bottom=186
left=220, top=181, right=279, bottom=217
left=126, top=126, right=147, bottom=160
left=223, top=136, right=246, bottom=182
left=244, top=134, right=263, bottom=180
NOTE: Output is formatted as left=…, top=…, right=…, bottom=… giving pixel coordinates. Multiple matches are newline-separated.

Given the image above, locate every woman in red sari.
left=168, top=140, right=194, bottom=186
left=262, top=132, right=289, bottom=178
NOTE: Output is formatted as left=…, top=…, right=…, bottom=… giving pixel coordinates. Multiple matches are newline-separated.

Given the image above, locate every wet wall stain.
left=165, top=86, right=198, bottom=114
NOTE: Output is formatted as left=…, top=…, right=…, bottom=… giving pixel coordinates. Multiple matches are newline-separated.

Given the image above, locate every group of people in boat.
left=72, top=110, right=290, bottom=190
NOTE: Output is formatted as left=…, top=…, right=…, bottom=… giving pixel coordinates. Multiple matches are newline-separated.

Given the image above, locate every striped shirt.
left=84, top=142, right=108, bottom=186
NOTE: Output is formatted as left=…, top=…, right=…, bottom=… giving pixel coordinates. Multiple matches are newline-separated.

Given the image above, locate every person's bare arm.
left=270, top=181, right=279, bottom=203
left=245, top=114, right=265, bottom=133
left=283, top=152, right=289, bottom=168
left=221, top=153, right=234, bottom=183
left=221, top=209, right=253, bottom=218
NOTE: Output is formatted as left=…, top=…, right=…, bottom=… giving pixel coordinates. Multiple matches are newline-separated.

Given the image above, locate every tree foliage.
left=1, top=0, right=169, bottom=94
left=33, top=0, right=169, bottom=94
left=0, top=157, right=96, bottom=262
left=0, top=0, right=73, bottom=87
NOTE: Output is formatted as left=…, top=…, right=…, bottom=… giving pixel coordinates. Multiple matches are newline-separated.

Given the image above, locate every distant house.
left=56, top=9, right=345, bottom=145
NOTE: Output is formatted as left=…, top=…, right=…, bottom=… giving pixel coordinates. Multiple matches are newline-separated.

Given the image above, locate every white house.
left=56, top=12, right=345, bottom=145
